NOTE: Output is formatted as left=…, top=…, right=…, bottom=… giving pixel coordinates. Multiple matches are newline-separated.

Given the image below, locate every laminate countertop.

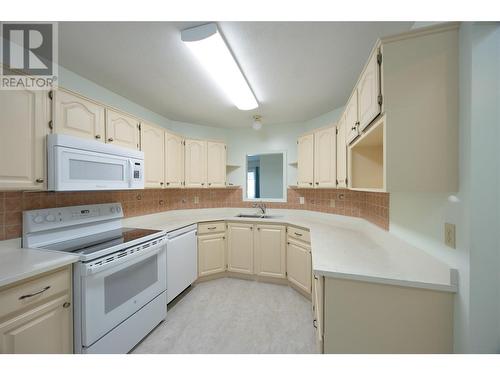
left=0, top=207, right=457, bottom=293
left=0, top=238, right=78, bottom=288
left=123, top=208, right=458, bottom=293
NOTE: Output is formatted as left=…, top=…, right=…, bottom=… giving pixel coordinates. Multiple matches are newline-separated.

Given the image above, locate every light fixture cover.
left=252, top=115, right=262, bottom=130
left=181, top=23, right=258, bottom=111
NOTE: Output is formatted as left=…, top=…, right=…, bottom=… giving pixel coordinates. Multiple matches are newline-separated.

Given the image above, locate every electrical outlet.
left=299, top=197, right=305, bottom=205
left=330, top=199, right=336, bottom=208
left=444, top=223, right=456, bottom=249
left=194, top=196, right=199, bottom=204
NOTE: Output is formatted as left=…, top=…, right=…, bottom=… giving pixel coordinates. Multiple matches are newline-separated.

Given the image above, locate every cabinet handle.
left=160, top=182, right=164, bottom=186
left=208, top=227, right=217, bottom=230
left=294, top=232, right=303, bottom=237
left=95, top=134, right=101, bottom=139
left=107, top=137, right=114, bottom=142
left=166, top=182, right=170, bottom=186
left=19, top=286, right=50, bottom=300
left=35, top=178, right=44, bottom=183
left=315, top=182, right=319, bottom=185
left=208, top=183, right=212, bottom=186
left=63, top=302, right=71, bottom=308
left=351, top=126, right=357, bottom=131
left=314, top=275, right=319, bottom=280
left=201, top=183, right=205, bottom=186
left=309, top=182, right=313, bottom=186
left=356, top=121, right=360, bottom=126
left=313, top=319, right=318, bottom=329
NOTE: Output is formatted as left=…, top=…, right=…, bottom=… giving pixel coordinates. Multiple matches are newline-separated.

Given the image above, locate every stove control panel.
left=23, top=203, right=124, bottom=234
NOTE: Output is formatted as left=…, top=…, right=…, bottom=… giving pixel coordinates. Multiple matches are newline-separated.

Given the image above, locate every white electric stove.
left=22, top=203, right=167, bottom=354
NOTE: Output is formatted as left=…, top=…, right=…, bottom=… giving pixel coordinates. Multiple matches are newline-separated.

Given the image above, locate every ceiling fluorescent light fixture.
left=181, top=23, right=258, bottom=111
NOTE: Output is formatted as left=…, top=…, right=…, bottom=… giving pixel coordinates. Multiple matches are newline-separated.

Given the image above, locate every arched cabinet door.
left=53, top=88, right=105, bottom=141
left=184, top=139, right=207, bottom=188
left=105, top=109, right=140, bottom=150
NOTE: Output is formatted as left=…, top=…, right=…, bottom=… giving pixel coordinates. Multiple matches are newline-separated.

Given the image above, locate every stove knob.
left=46, top=214, right=56, bottom=222
left=110, top=207, right=115, bottom=213
left=116, top=206, right=121, bottom=213
left=33, top=215, right=43, bottom=224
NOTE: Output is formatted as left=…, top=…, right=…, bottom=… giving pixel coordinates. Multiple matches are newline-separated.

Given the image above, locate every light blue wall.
left=389, top=22, right=500, bottom=353
left=259, top=153, right=284, bottom=199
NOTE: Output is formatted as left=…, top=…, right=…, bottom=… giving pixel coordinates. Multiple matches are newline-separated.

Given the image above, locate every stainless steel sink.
left=236, top=213, right=264, bottom=218
left=235, top=213, right=282, bottom=219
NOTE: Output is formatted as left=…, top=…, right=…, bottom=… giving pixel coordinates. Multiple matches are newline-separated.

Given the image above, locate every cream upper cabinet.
left=184, top=139, right=207, bottom=188
left=227, top=223, right=254, bottom=274
left=0, top=293, right=72, bottom=354
left=254, top=224, right=286, bottom=279
left=0, top=88, right=48, bottom=190
left=297, top=133, right=314, bottom=187
left=313, top=127, right=337, bottom=188
left=287, top=239, right=312, bottom=294
left=53, top=89, right=105, bottom=141
left=336, top=116, right=347, bottom=188
left=105, top=109, right=140, bottom=150
left=198, top=232, right=226, bottom=277
left=345, top=91, right=359, bottom=145
left=357, top=49, right=381, bottom=132
left=206, top=141, right=226, bottom=188
left=140, top=122, right=165, bottom=188
left=165, top=131, right=185, bottom=188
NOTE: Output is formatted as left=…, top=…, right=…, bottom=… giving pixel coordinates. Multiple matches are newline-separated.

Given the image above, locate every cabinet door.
left=198, top=233, right=226, bottom=277
left=0, top=89, right=48, bottom=190
left=345, top=91, right=359, bottom=144
left=254, top=224, right=286, bottom=278
left=313, top=127, right=336, bottom=188
left=206, top=141, right=226, bottom=188
left=105, top=109, right=140, bottom=150
left=141, top=122, right=165, bottom=188
left=53, top=89, right=105, bottom=141
left=336, top=115, right=347, bottom=188
left=185, top=139, right=207, bottom=188
left=227, top=223, right=254, bottom=274
left=313, top=274, right=324, bottom=353
left=357, top=50, right=381, bottom=132
left=297, top=133, right=314, bottom=187
left=287, top=240, right=312, bottom=294
left=165, top=131, right=185, bottom=188
left=0, top=294, right=72, bottom=354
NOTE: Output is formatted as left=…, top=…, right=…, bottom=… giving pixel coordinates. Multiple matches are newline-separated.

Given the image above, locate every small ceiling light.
left=181, top=23, right=258, bottom=111
left=252, top=115, right=262, bottom=130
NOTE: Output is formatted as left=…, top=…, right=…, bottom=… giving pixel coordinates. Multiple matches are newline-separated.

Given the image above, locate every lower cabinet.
left=0, top=266, right=73, bottom=354
left=286, top=237, right=312, bottom=294
left=198, top=232, right=226, bottom=277
left=227, top=222, right=254, bottom=274
left=254, top=224, right=286, bottom=279
left=312, top=274, right=324, bottom=353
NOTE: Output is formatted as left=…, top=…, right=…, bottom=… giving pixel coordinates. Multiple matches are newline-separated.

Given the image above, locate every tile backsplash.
left=0, top=188, right=389, bottom=241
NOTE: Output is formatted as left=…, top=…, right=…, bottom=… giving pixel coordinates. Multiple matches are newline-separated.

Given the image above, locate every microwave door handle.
left=128, top=159, right=134, bottom=187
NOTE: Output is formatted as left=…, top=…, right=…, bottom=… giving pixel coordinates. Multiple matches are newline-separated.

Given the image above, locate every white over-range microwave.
left=47, top=134, right=144, bottom=191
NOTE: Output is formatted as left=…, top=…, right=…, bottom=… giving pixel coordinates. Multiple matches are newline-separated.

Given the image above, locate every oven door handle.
left=128, top=159, right=134, bottom=187
left=83, top=240, right=166, bottom=276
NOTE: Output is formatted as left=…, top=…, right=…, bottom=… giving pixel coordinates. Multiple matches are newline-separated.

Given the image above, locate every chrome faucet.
left=253, top=202, right=267, bottom=216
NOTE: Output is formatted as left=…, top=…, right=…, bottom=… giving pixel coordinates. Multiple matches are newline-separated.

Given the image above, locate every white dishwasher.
left=166, top=224, right=198, bottom=304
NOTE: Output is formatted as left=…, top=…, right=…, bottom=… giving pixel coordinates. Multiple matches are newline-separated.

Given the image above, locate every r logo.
left=2, top=23, right=54, bottom=75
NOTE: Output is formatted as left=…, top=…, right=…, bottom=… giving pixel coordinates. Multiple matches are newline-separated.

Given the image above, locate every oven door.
left=53, top=146, right=142, bottom=191
left=80, top=242, right=167, bottom=347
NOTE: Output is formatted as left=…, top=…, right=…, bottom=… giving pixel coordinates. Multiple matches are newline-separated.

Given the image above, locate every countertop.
left=0, top=207, right=457, bottom=292
left=0, top=238, right=79, bottom=288
left=123, top=208, right=458, bottom=293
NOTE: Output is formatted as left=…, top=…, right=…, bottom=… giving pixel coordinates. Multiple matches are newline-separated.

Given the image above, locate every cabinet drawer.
left=287, top=226, right=311, bottom=243
left=198, top=221, right=226, bottom=235
left=0, top=266, right=71, bottom=320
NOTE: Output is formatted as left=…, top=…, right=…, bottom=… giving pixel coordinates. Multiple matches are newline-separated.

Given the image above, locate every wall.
left=0, top=188, right=389, bottom=241
left=389, top=22, right=500, bottom=353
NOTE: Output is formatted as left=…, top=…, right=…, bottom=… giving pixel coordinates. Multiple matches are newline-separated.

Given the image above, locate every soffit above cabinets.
left=58, top=22, right=413, bottom=128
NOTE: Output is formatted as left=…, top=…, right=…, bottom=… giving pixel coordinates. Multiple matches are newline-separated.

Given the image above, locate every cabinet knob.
left=309, top=182, right=313, bottom=186
left=63, top=302, right=71, bottom=308
left=315, top=182, right=319, bottom=185
left=201, top=183, right=205, bottom=186
left=35, top=178, right=44, bottom=183
left=313, top=319, right=318, bottom=329
left=160, top=182, right=164, bottom=186
left=95, top=134, right=101, bottom=139
left=107, top=137, right=114, bottom=142
left=166, top=182, right=170, bottom=186
left=351, top=126, right=357, bottom=131
left=208, top=183, right=212, bottom=186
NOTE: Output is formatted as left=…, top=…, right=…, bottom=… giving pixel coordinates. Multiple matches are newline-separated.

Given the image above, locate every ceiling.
left=58, top=22, right=413, bottom=128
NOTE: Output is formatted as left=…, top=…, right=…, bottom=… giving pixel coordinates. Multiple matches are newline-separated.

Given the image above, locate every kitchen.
left=0, top=2, right=499, bottom=372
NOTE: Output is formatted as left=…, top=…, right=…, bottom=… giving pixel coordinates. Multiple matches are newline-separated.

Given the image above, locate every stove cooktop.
left=40, top=227, right=164, bottom=256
